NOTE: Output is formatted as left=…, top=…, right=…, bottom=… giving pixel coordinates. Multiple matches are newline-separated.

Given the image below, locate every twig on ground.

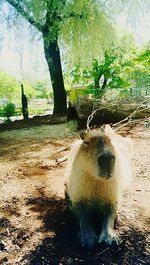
left=42, top=147, right=70, bottom=168
left=97, top=247, right=110, bottom=256
left=55, top=156, right=68, bottom=165
left=40, top=156, right=68, bottom=169
left=49, top=146, right=70, bottom=158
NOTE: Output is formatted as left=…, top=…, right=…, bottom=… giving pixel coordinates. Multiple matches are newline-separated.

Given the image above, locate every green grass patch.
left=0, top=121, right=78, bottom=141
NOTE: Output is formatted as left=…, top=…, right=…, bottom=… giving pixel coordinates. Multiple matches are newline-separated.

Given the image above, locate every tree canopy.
left=69, top=36, right=150, bottom=95
left=0, top=0, right=149, bottom=114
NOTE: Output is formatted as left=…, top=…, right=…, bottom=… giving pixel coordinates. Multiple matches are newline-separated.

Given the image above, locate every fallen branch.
left=113, top=99, right=150, bottom=128
left=86, top=104, right=100, bottom=132
left=85, top=98, right=150, bottom=132
left=113, top=99, right=150, bottom=131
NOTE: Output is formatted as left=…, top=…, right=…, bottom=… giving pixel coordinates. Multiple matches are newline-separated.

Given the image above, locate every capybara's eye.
left=84, top=141, right=90, bottom=145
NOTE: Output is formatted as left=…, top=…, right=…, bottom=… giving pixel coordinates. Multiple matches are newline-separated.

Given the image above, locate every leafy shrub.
left=67, top=120, right=77, bottom=132
left=3, top=102, right=16, bottom=121
left=0, top=107, right=4, bottom=117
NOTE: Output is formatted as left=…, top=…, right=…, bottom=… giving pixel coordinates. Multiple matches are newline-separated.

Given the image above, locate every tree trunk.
left=101, top=77, right=107, bottom=90
left=43, top=37, right=67, bottom=114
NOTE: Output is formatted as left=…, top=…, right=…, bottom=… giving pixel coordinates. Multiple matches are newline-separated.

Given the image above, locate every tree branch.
left=64, top=11, right=85, bottom=20
left=113, top=99, right=150, bottom=130
left=6, top=0, right=43, bottom=32
left=86, top=99, right=150, bottom=132
left=86, top=104, right=100, bottom=132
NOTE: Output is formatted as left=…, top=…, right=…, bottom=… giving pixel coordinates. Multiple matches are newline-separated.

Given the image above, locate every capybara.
left=65, top=125, right=132, bottom=249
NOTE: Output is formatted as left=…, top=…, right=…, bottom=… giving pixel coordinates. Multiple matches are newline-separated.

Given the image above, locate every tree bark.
left=101, top=76, right=107, bottom=90
left=75, top=96, right=150, bottom=122
left=94, top=72, right=102, bottom=89
left=43, top=36, right=67, bottom=115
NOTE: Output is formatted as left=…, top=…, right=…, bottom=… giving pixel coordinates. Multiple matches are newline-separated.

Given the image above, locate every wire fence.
left=129, top=87, right=150, bottom=96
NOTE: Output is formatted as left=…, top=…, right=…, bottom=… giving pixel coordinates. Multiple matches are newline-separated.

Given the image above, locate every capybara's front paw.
left=98, top=228, right=119, bottom=245
left=79, top=229, right=97, bottom=249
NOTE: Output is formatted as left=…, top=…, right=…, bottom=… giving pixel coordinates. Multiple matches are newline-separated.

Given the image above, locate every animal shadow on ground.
left=23, top=191, right=149, bottom=265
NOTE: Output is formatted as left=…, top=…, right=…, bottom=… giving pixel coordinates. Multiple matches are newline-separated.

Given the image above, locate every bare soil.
left=0, top=121, right=149, bottom=265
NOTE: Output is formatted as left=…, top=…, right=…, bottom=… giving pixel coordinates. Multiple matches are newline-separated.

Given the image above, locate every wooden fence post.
left=21, top=84, right=29, bottom=120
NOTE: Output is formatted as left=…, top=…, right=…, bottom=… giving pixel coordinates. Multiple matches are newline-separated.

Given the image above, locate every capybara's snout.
left=97, top=150, right=115, bottom=178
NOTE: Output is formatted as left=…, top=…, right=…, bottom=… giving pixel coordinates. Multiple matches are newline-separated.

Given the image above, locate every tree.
left=2, top=0, right=149, bottom=114
left=33, top=80, right=50, bottom=99
left=70, top=45, right=129, bottom=94
left=5, top=0, right=68, bottom=114
left=69, top=35, right=150, bottom=97
left=123, top=45, right=150, bottom=89
left=3, top=0, right=117, bottom=114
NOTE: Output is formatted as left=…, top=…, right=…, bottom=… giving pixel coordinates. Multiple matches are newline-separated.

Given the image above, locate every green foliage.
left=70, top=48, right=128, bottom=94
left=0, top=70, right=40, bottom=103
left=0, top=106, right=4, bottom=117
left=6, top=0, right=115, bottom=65
left=61, top=0, right=114, bottom=66
left=0, top=71, right=37, bottom=102
left=67, top=120, right=78, bottom=132
left=120, top=44, right=150, bottom=88
left=3, top=102, right=16, bottom=120
left=24, top=0, right=47, bottom=24
left=21, top=80, right=37, bottom=100
left=69, top=36, right=150, bottom=100
left=128, top=70, right=150, bottom=88
left=33, top=81, right=50, bottom=99
left=0, top=71, right=19, bottom=101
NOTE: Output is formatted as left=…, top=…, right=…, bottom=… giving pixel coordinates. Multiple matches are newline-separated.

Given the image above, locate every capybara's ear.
left=100, top=124, right=106, bottom=132
left=80, top=131, right=87, bottom=140
left=101, top=124, right=114, bottom=136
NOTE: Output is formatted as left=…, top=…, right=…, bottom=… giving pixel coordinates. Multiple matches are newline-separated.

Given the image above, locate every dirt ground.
left=0, top=120, right=149, bottom=265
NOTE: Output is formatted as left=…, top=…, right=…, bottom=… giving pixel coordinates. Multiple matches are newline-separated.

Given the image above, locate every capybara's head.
left=79, top=126, right=116, bottom=179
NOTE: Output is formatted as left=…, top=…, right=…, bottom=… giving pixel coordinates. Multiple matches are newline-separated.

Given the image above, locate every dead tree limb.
left=86, top=105, right=100, bottom=132
left=113, top=99, right=150, bottom=128
left=113, top=99, right=150, bottom=131
left=85, top=99, right=150, bottom=132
